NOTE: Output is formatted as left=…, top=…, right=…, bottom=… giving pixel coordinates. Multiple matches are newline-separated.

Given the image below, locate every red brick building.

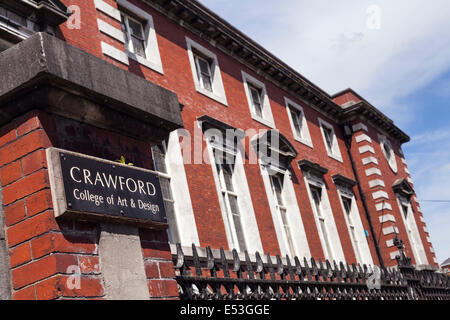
left=0, top=0, right=440, bottom=300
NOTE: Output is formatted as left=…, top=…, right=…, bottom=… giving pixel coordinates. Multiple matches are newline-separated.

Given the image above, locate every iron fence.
left=172, top=242, right=449, bottom=300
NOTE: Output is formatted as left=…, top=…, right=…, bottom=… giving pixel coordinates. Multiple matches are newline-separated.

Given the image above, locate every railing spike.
left=276, top=255, right=284, bottom=279
left=192, top=243, right=202, bottom=277
left=286, top=254, right=295, bottom=280
left=175, top=243, right=185, bottom=269
left=255, top=251, right=264, bottom=276
left=294, top=256, right=302, bottom=276
left=310, top=257, right=318, bottom=277
left=232, top=249, right=241, bottom=273
left=244, top=250, right=255, bottom=280
left=220, top=247, right=230, bottom=278
left=326, top=260, right=333, bottom=279
left=266, top=254, right=276, bottom=280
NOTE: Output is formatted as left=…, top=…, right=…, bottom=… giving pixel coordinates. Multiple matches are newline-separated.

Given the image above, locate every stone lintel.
left=0, top=33, right=183, bottom=142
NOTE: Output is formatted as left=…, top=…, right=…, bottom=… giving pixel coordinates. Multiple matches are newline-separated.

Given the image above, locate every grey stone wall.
left=0, top=186, right=12, bottom=300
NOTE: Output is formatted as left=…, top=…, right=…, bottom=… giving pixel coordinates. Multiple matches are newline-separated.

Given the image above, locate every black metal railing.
left=172, top=241, right=449, bottom=300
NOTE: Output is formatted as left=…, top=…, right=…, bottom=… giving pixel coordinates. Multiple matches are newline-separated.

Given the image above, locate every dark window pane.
left=152, top=144, right=167, bottom=174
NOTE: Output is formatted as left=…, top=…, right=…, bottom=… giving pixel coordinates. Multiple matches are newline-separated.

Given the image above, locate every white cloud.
left=405, top=129, right=450, bottom=263
left=200, top=0, right=450, bottom=264
left=201, top=0, right=450, bottom=115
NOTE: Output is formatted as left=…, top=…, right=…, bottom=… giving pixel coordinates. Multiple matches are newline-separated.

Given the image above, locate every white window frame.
left=396, top=196, right=428, bottom=266
left=242, top=71, right=275, bottom=128
left=186, top=37, right=228, bottom=106
left=378, top=134, right=398, bottom=173
left=318, top=118, right=342, bottom=162
left=304, top=174, right=345, bottom=263
left=157, top=130, right=199, bottom=246
left=205, top=129, right=263, bottom=253
left=117, top=0, right=163, bottom=74
left=284, top=97, right=313, bottom=148
left=259, top=164, right=310, bottom=259
left=336, top=187, right=374, bottom=266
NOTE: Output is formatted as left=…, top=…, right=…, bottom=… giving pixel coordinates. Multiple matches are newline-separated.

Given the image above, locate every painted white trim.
left=419, top=215, right=425, bottom=223
left=97, top=19, right=125, bottom=43
left=362, top=156, right=378, bottom=165
left=417, top=206, right=422, bottom=213
left=358, top=145, right=375, bottom=154
left=304, top=176, right=345, bottom=263
left=165, top=130, right=200, bottom=246
left=413, top=196, right=419, bottom=203
left=404, top=167, right=410, bottom=174
left=386, top=239, right=395, bottom=248
left=118, top=0, right=164, bottom=74
left=407, top=177, right=414, bottom=184
left=355, top=134, right=372, bottom=144
left=365, top=167, right=381, bottom=177
left=378, top=134, right=398, bottom=173
left=260, top=165, right=311, bottom=258
left=101, top=41, right=129, bottom=65
left=390, top=251, right=400, bottom=260
left=185, top=37, right=227, bottom=105
left=284, top=97, right=313, bottom=148
left=94, top=0, right=121, bottom=21
left=379, top=214, right=396, bottom=223
left=337, top=190, right=373, bottom=265
left=423, top=226, right=429, bottom=233
left=396, top=197, right=428, bottom=265
left=318, top=117, right=343, bottom=163
left=426, top=236, right=432, bottom=243
left=375, top=202, right=392, bottom=211
left=205, top=134, right=263, bottom=253
left=372, top=190, right=389, bottom=200
left=401, top=158, right=407, bottom=165
left=242, top=71, right=275, bottom=128
left=369, top=179, right=385, bottom=188
left=383, top=226, right=399, bottom=235
left=430, top=247, right=434, bottom=253
left=352, top=123, right=368, bottom=132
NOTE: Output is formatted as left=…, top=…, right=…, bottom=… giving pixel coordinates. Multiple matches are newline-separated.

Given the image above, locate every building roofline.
left=145, top=0, right=411, bottom=144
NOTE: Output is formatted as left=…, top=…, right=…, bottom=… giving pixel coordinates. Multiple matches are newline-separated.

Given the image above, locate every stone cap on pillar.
left=0, top=32, right=183, bottom=142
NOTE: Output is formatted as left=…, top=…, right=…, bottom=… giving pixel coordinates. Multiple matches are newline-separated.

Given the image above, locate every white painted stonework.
left=362, top=156, right=378, bottom=165
left=379, top=214, right=396, bottom=223
left=352, top=123, right=368, bottom=132
left=94, top=0, right=121, bottom=21
left=97, top=19, right=125, bottom=43
left=369, top=179, right=385, bottom=188
left=358, top=145, right=375, bottom=154
left=383, top=226, right=399, bottom=235
left=355, top=134, right=372, bottom=143
left=375, top=201, right=392, bottom=211
left=372, top=190, right=389, bottom=200
left=101, top=41, right=129, bottom=65
left=365, top=167, right=381, bottom=177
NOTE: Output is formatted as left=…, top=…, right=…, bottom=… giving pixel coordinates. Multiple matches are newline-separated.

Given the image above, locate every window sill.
left=251, top=115, right=275, bottom=129
left=327, top=152, right=343, bottom=163
left=128, top=52, right=164, bottom=75
left=195, top=86, right=228, bottom=106
left=293, top=135, right=314, bottom=149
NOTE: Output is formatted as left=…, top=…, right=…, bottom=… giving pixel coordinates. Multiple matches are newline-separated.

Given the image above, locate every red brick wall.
left=55, top=0, right=381, bottom=264
left=0, top=110, right=178, bottom=299
left=347, top=119, right=437, bottom=267
left=2, top=2, right=437, bottom=301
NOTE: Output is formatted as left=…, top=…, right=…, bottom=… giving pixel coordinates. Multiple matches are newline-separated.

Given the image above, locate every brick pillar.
left=0, top=110, right=178, bottom=299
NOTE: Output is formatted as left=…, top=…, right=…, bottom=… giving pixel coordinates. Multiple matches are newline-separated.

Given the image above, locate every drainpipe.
left=342, top=124, right=385, bottom=269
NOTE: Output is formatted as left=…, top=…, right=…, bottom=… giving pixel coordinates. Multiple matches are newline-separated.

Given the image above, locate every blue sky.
left=199, top=0, right=450, bottom=265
